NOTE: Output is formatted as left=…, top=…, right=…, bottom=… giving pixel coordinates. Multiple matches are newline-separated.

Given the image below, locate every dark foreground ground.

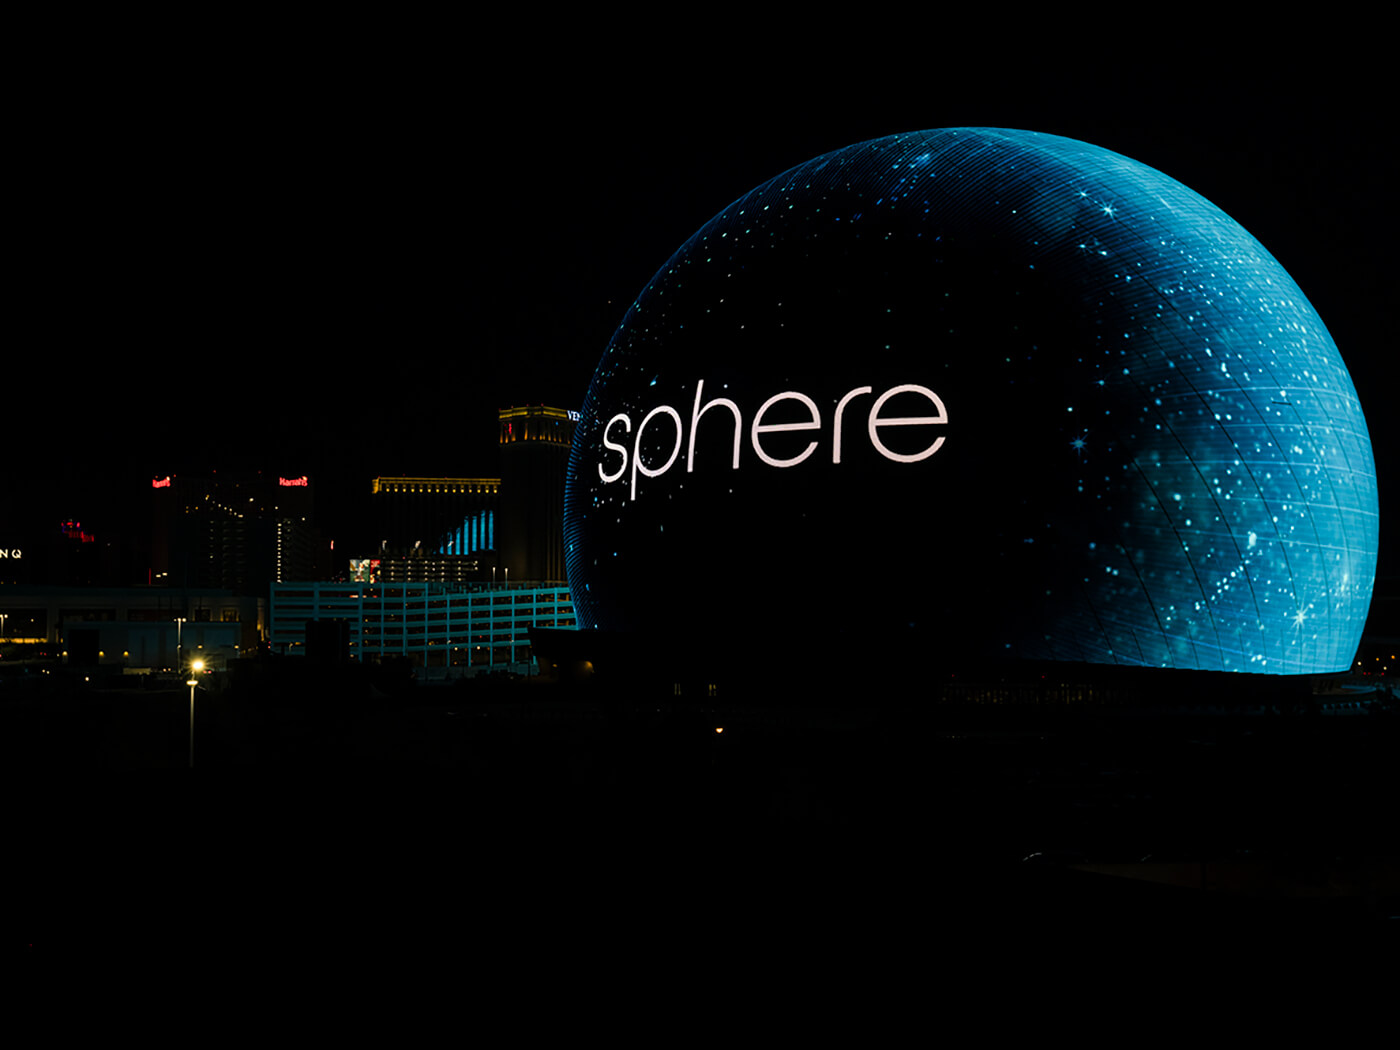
left=6, top=665, right=1399, bottom=952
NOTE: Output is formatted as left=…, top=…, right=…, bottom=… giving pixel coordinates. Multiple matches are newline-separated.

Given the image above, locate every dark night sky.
left=10, top=43, right=1393, bottom=572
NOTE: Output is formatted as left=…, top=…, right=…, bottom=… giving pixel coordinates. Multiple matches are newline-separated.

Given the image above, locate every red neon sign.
left=61, top=521, right=95, bottom=543
left=152, top=476, right=171, bottom=489
left=278, top=476, right=308, bottom=487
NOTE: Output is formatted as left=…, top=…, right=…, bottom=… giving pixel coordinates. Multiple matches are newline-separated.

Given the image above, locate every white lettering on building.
left=598, top=380, right=947, bottom=500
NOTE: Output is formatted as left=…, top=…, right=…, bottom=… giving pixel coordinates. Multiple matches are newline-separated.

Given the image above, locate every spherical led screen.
left=564, top=128, right=1378, bottom=674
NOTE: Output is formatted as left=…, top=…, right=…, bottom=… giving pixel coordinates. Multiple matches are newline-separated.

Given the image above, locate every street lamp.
left=187, top=658, right=204, bottom=768
left=174, top=617, right=187, bottom=672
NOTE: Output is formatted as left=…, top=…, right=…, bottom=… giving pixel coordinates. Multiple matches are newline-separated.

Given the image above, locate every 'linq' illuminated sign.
left=599, top=379, right=947, bottom=500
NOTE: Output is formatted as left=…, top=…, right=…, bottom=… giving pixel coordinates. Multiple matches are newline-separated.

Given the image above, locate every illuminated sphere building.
left=564, top=129, right=1378, bottom=675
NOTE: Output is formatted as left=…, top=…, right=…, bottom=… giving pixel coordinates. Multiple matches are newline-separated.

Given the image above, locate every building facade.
left=0, top=584, right=263, bottom=668
left=364, top=405, right=576, bottom=585
left=269, top=580, right=576, bottom=673
left=369, top=477, right=500, bottom=558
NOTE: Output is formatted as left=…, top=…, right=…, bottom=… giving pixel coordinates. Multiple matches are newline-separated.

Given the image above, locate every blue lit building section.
left=438, top=511, right=494, bottom=557
left=564, top=128, right=1378, bottom=675
left=270, top=581, right=575, bottom=669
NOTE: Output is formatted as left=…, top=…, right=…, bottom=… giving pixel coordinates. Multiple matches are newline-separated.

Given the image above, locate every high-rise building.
left=369, top=477, right=500, bottom=558
left=365, top=406, right=575, bottom=585
left=497, top=406, right=575, bottom=583
left=147, top=472, right=324, bottom=594
left=368, top=476, right=500, bottom=582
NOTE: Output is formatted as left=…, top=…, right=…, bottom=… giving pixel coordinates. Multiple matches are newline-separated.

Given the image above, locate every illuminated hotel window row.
left=370, top=477, right=501, bottom=496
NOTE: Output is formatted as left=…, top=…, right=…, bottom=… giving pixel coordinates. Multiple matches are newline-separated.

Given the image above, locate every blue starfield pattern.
left=564, top=129, right=1379, bottom=675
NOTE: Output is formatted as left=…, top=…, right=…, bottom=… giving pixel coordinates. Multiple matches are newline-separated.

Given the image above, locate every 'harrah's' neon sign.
left=599, top=380, right=947, bottom=500
left=279, top=476, right=308, bottom=487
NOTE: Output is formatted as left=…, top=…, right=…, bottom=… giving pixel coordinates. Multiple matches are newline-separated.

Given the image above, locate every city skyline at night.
left=9, top=62, right=1392, bottom=595
left=7, top=44, right=1399, bottom=946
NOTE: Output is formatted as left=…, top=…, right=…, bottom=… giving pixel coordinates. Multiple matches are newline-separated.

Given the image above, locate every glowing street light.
left=187, top=658, right=204, bottom=768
